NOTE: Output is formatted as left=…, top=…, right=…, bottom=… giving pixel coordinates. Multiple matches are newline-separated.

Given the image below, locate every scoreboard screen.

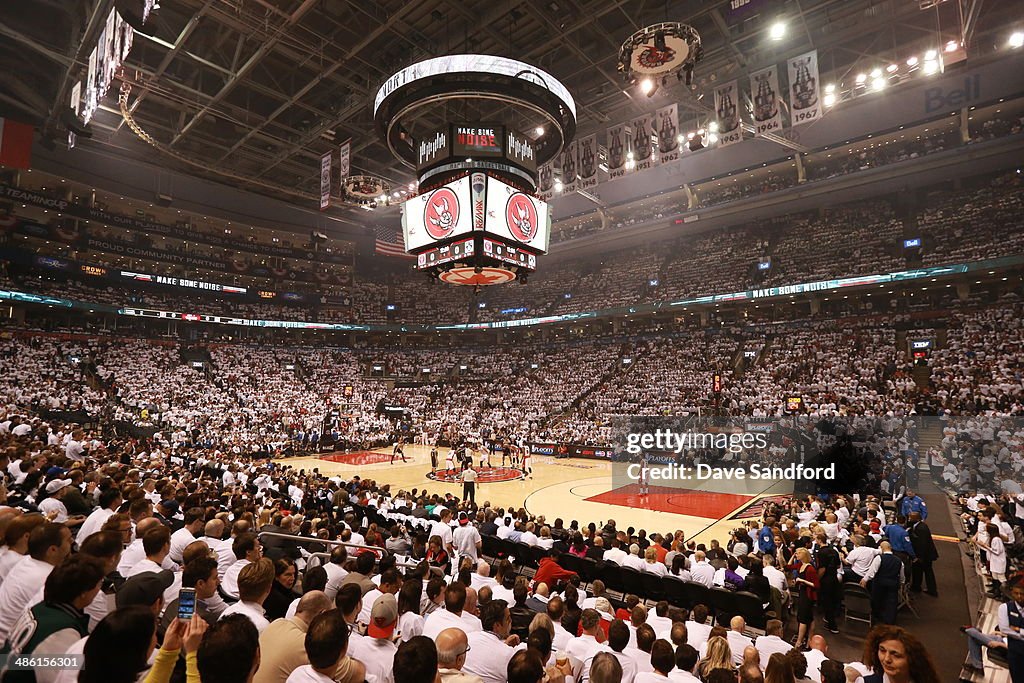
left=483, top=176, right=550, bottom=253
left=402, top=176, right=473, bottom=251
left=453, top=125, right=504, bottom=157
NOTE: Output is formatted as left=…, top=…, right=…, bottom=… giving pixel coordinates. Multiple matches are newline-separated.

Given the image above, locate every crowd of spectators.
left=0, top=407, right=955, bottom=683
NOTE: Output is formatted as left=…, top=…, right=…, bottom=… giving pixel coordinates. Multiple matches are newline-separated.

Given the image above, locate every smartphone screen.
left=177, top=588, right=196, bottom=620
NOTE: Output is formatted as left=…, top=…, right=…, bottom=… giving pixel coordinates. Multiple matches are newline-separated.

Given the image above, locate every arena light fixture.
left=824, top=83, right=835, bottom=94
left=854, top=73, right=867, bottom=85
left=922, top=59, right=940, bottom=75
left=639, top=78, right=655, bottom=95
left=554, top=180, right=564, bottom=192
left=823, top=93, right=836, bottom=107
left=534, top=126, right=544, bottom=136
left=872, top=77, right=887, bottom=91
left=924, top=49, right=938, bottom=60
left=769, top=22, right=786, bottom=41
left=708, top=121, right=719, bottom=132
left=945, top=40, right=959, bottom=53
left=886, top=64, right=898, bottom=74
left=1010, top=32, right=1024, bottom=49
left=906, top=55, right=919, bottom=67
left=869, top=68, right=882, bottom=79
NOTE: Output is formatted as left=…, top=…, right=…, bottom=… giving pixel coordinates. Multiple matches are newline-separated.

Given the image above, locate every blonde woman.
left=697, top=635, right=734, bottom=681
left=642, top=546, right=667, bottom=577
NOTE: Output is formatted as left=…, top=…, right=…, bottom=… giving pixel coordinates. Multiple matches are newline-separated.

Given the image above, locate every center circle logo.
left=505, top=193, right=539, bottom=242
left=424, top=187, right=460, bottom=240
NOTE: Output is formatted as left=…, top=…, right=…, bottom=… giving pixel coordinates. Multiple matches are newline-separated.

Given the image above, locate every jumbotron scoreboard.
left=373, top=55, right=576, bottom=287
left=400, top=123, right=551, bottom=286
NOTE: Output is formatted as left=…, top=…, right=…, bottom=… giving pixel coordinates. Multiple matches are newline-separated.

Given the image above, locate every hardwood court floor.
left=286, top=444, right=779, bottom=544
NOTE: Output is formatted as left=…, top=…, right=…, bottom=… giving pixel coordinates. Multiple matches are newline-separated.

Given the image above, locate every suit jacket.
left=908, top=522, right=939, bottom=562
left=259, top=524, right=302, bottom=561
left=525, top=596, right=548, bottom=613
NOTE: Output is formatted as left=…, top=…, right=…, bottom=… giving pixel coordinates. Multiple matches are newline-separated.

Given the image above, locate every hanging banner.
left=561, top=139, right=579, bottom=194
left=655, top=103, right=679, bottom=165
left=577, top=134, right=598, bottom=190
left=714, top=80, right=743, bottom=146
left=319, top=151, right=331, bottom=210
left=787, top=49, right=822, bottom=126
left=750, top=65, right=782, bottom=136
left=630, top=114, right=654, bottom=171
left=606, top=124, right=630, bottom=180
left=537, top=162, right=555, bottom=201
left=338, top=140, right=351, bottom=179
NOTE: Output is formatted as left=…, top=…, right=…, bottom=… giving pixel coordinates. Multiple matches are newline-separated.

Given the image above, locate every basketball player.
left=445, top=447, right=456, bottom=473
left=638, top=454, right=650, bottom=497
left=430, top=445, right=438, bottom=471
left=391, top=440, right=407, bottom=464
left=522, top=446, right=532, bottom=479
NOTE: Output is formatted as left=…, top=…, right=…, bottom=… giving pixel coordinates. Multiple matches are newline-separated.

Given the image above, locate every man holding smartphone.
left=161, top=556, right=222, bottom=635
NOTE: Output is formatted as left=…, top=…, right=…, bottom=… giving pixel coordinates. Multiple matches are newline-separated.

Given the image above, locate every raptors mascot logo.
left=424, top=187, right=460, bottom=240
left=506, top=193, right=539, bottom=242
left=636, top=45, right=676, bottom=70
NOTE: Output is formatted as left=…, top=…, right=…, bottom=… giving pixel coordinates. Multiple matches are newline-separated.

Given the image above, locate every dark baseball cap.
left=116, top=570, right=174, bottom=608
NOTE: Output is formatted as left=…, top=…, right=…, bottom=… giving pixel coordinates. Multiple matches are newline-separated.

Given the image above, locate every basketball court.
left=285, top=443, right=790, bottom=543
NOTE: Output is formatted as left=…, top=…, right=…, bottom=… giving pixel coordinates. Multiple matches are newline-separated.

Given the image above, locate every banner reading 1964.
left=750, top=65, right=783, bottom=137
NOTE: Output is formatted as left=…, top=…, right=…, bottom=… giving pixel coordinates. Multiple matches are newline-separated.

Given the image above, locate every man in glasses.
left=436, top=628, right=482, bottom=683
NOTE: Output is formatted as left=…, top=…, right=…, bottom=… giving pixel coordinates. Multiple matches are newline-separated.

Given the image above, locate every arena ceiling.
left=0, top=0, right=1014, bottom=213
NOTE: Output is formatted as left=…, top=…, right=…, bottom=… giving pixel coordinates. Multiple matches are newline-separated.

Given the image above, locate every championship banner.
left=630, top=114, right=654, bottom=171
left=787, top=49, right=822, bottom=126
left=338, top=140, right=351, bottom=179
left=577, top=134, right=598, bottom=190
left=714, top=80, right=743, bottom=146
left=655, top=103, right=679, bottom=165
left=537, top=162, right=555, bottom=201
left=319, top=151, right=331, bottom=210
left=606, top=124, right=629, bottom=180
left=750, top=65, right=782, bottom=136
left=561, top=139, right=579, bottom=194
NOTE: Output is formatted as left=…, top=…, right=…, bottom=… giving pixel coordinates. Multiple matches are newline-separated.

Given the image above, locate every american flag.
left=374, top=225, right=413, bottom=258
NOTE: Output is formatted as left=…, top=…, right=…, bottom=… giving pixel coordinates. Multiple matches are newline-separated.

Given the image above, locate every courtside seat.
left=639, top=572, right=666, bottom=603
left=664, top=576, right=689, bottom=608
left=619, top=567, right=646, bottom=599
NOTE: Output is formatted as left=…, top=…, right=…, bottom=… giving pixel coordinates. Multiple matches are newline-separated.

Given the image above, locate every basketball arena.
left=0, top=1, right=1022, bottom=682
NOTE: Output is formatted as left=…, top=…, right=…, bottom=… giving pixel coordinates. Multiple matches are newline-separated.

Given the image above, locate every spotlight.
left=1010, top=32, right=1024, bottom=49
left=855, top=73, right=867, bottom=85
left=709, top=121, right=719, bottom=132
left=886, top=64, right=898, bottom=74
left=922, top=59, right=939, bottom=75
left=906, top=56, right=919, bottom=67
left=872, top=77, right=886, bottom=91
left=554, top=180, right=563, bottom=192
left=769, top=22, right=786, bottom=41
left=686, top=132, right=695, bottom=140
left=823, top=93, right=836, bottom=107
left=824, top=83, right=835, bottom=94
left=534, top=126, right=544, bottom=136
left=924, top=49, right=937, bottom=60
left=626, top=151, right=634, bottom=160
left=945, top=40, right=959, bottom=53
left=676, top=134, right=685, bottom=143
left=639, top=78, right=654, bottom=95
left=870, top=68, right=882, bottom=79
